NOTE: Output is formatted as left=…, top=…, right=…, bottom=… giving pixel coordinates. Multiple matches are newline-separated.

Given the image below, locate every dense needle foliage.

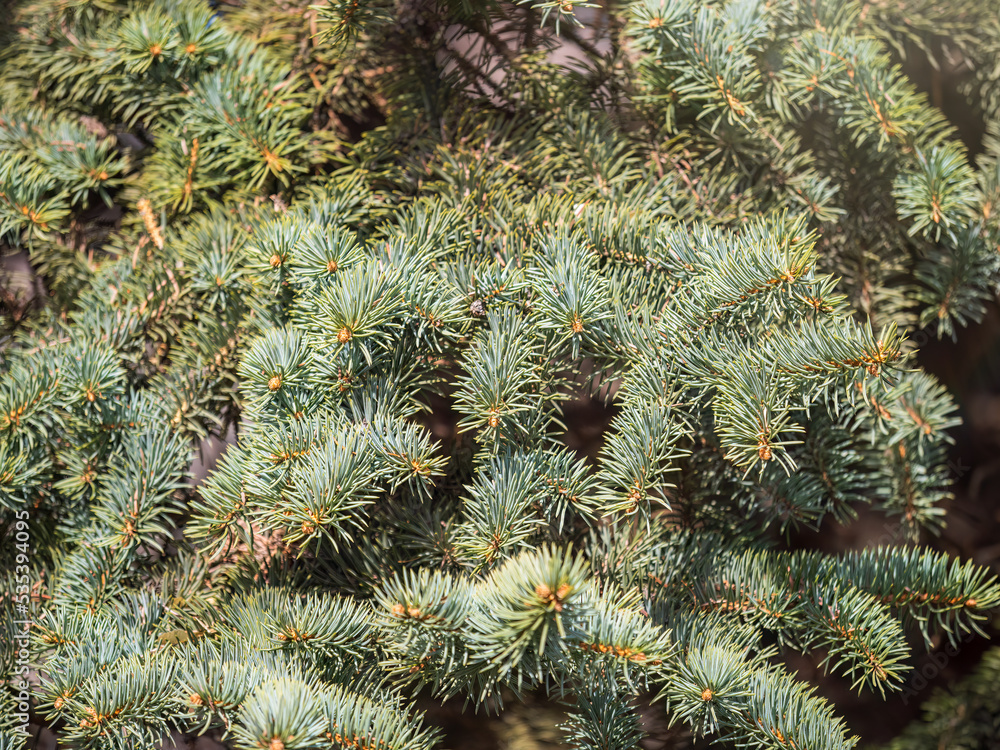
left=2, top=0, right=1000, bottom=748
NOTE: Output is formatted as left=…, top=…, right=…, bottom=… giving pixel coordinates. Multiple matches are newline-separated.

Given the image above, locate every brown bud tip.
left=149, top=44, right=162, bottom=56
left=391, top=603, right=406, bottom=617
left=301, top=521, right=315, bottom=534
left=267, top=375, right=282, bottom=391
left=188, top=694, right=203, bottom=706
left=758, top=443, right=772, bottom=461
left=570, top=315, right=584, bottom=334
left=407, top=607, right=422, bottom=619
left=337, top=327, right=352, bottom=344
left=966, top=599, right=977, bottom=608
left=185, top=43, right=197, bottom=54
left=54, top=697, right=64, bottom=710
left=535, top=584, right=552, bottom=600
left=98, top=171, right=108, bottom=180
left=269, top=254, right=282, bottom=268
left=326, top=259, right=338, bottom=273
left=701, top=687, right=714, bottom=701
left=269, top=738, right=284, bottom=750
left=488, top=413, right=499, bottom=428
left=85, top=389, right=97, bottom=402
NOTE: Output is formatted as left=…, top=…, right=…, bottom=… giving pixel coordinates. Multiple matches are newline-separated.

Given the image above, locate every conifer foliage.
left=2, top=0, right=1000, bottom=748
